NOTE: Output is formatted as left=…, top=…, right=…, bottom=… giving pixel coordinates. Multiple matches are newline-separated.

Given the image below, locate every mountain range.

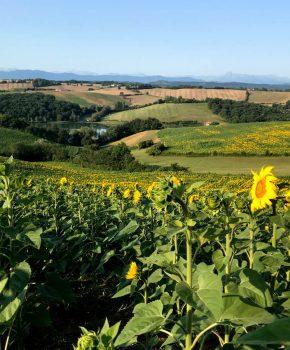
left=1, top=69, right=290, bottom=88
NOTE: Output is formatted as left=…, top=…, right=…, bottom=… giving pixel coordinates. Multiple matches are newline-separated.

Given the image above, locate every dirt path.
left=111, top=130, right=160, bottom=147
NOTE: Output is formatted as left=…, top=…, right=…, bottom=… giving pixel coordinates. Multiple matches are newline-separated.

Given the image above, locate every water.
left=31, top=121, right=108, bottom=137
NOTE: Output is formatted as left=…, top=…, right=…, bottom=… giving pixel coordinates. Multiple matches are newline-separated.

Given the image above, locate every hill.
left=143, top=88, right=247, bottom=101
left=249, top=90, right=290, bottom=104
left=157, top=122, right=290, bottom=156
left=105, top=103, right=220, bottom=123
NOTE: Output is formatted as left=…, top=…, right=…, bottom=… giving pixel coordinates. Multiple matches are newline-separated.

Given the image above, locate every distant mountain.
left=198, top=72, right=290, bottom=85
left=0, top=69, right=202, bottom=83
left=1, top=69, right=290, bottom=88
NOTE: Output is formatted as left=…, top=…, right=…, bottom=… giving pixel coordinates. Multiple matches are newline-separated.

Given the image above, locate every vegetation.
left=157, top=122, right=290, bottom=156
left=105, top=103, right=220, bottom=123
left=0, top=158, right=289, bottom=349
left=208, top=98, right=290, bottom=122
left=0, top=93, right=95, bottom=122
left=98, top=117, right=162, bottom=145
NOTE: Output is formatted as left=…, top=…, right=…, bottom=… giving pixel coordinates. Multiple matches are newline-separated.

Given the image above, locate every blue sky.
left=1, top=0, right=290, bottom=76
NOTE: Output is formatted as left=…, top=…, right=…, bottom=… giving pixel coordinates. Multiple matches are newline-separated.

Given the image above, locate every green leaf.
left=0, top=262, right=31, bottom=325
left=220, top=295, right=275, bottom=327
left=192, top=263, right=223, bottom=321
left=96, top=249, right=115, bottom=272
left=147, top=269, right=163, bottom=285
left=112, top=285, right=132, bottom=298
left=114, top=300, right=165, bottom=347
left=176, top=264, right=223, bottom=322
left=238, top=269, right=273, bottom=308
left=25, top=227, right=42, bottom=249
left=235, top=317, right=290, bottom=345
left=113, top=221, right=139, bottom=241
left=176, top=282, right=196, bottom=307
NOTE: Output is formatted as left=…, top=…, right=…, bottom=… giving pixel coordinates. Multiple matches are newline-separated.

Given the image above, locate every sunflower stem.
left=186, top=228, right=193, bottom=350
left=271, top=223, right=277, bottom=248
left=249, top=226, right=254, bottom=269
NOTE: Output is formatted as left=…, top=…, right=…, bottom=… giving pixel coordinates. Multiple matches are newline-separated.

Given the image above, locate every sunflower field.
left=0, top=157, right=290, bottom=350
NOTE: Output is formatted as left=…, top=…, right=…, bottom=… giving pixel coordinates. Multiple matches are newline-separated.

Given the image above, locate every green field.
left=105, top=103, right=220, bottom=123
left=156, top=121, right=290, bottom=156
left=0, top=127, right=38, bottom=154
left=132, top=150, right=290, bottom=175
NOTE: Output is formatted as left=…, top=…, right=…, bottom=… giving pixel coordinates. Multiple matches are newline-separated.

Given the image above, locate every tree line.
left=0, top=93, right=95, bottom=122
left=207, top=98, right=290, bottom=122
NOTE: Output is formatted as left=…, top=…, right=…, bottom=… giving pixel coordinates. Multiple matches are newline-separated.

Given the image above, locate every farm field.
left=0, top=81, right=33, bottom=90
left=142, top=87, right=247, bottom=101
left=42, top=90, right=126, bottom=107
left=132, top=150, right=290, bottom=175
left=156, top=121, right=290, bottom=155
left=105, top=102, right=220, bottom=123
left=1, top=156, right=290, bottom=349
left=249, top=90, right=290, bottom=104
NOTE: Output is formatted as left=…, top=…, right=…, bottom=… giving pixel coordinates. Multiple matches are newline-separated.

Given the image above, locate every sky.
left=1, top=0, right=290, bottom=77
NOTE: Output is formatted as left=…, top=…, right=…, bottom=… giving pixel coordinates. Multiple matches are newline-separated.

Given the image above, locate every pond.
left=30, top=121, right=108, bottom=137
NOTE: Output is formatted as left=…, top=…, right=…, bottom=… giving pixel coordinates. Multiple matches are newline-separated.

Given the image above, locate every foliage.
left=158, top=122, right=290, bottom=156
left=208, top=98, right=290, bottom=122
left=138, top=139, right=154, bottom=149
left=0, top=93, right=95, bottom=123
left=0, top=158, right=290, bottom=348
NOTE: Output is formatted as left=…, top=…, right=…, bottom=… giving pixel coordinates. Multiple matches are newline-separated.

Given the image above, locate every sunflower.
left=59, top=177, right=68, bottom=186
left=123, top=189, right=131, bottom=199
left=125, top=262, right=138, bottom=280
left=285, top=190, right=290, bottom=208
left=133, top=190, right=141, bottom=204
left=170, top=176, right=181, bottom=187
left=250, top=166, right=278, bottom=213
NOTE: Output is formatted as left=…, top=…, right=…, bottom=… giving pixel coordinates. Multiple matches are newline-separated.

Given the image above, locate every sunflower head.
left=123, top=189, right=131, bottom=199
left=170, top=176, right=181, bottom=187
left=285, top=190, right=290, bottom=208
left=59, top=177, right=68, bottom=186
left=250, top=166, right=278, bottom=213
left=133, top=190, right=141, bottom=204
left=125, top=262, right=138, bottom=280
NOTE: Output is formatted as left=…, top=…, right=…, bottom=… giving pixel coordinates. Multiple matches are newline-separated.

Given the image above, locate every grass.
left=0, top=127, right=38, bottom=154
left=131, top=149, right=290, bottom=176
left=105, top=103, right=220, bottom=123
left=157, top=122, right=290, bottom=156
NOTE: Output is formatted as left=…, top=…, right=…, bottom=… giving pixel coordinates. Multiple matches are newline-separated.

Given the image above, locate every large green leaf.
left=176, top=263, right=223, bottom=321
left=0, top=262, right=31, bottom=325
left=112, top=220, right=139, bottom=241
left=238, top=269, right=273, bottom=308
left=220, top=295, right=275, bottom=327
left=114, top=300, right=165, bottom=347
left=235, top=317, right=290, bottom=345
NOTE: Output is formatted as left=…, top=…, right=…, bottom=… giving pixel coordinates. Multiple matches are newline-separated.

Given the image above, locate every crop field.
left=157, top=121, right=290, bottom=156
left=105, top=103, right=220, bottom=123
left=0, top=156, right=290, bottom=349
left=42, top=90, right=126, bottom=107
left=249, top=90, right=290, bottom=104
left=0, top=81, right=33, bottom=90
left=132, top=150, right=290, bottom=175
left=143, top=87, right=247, bottom=101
